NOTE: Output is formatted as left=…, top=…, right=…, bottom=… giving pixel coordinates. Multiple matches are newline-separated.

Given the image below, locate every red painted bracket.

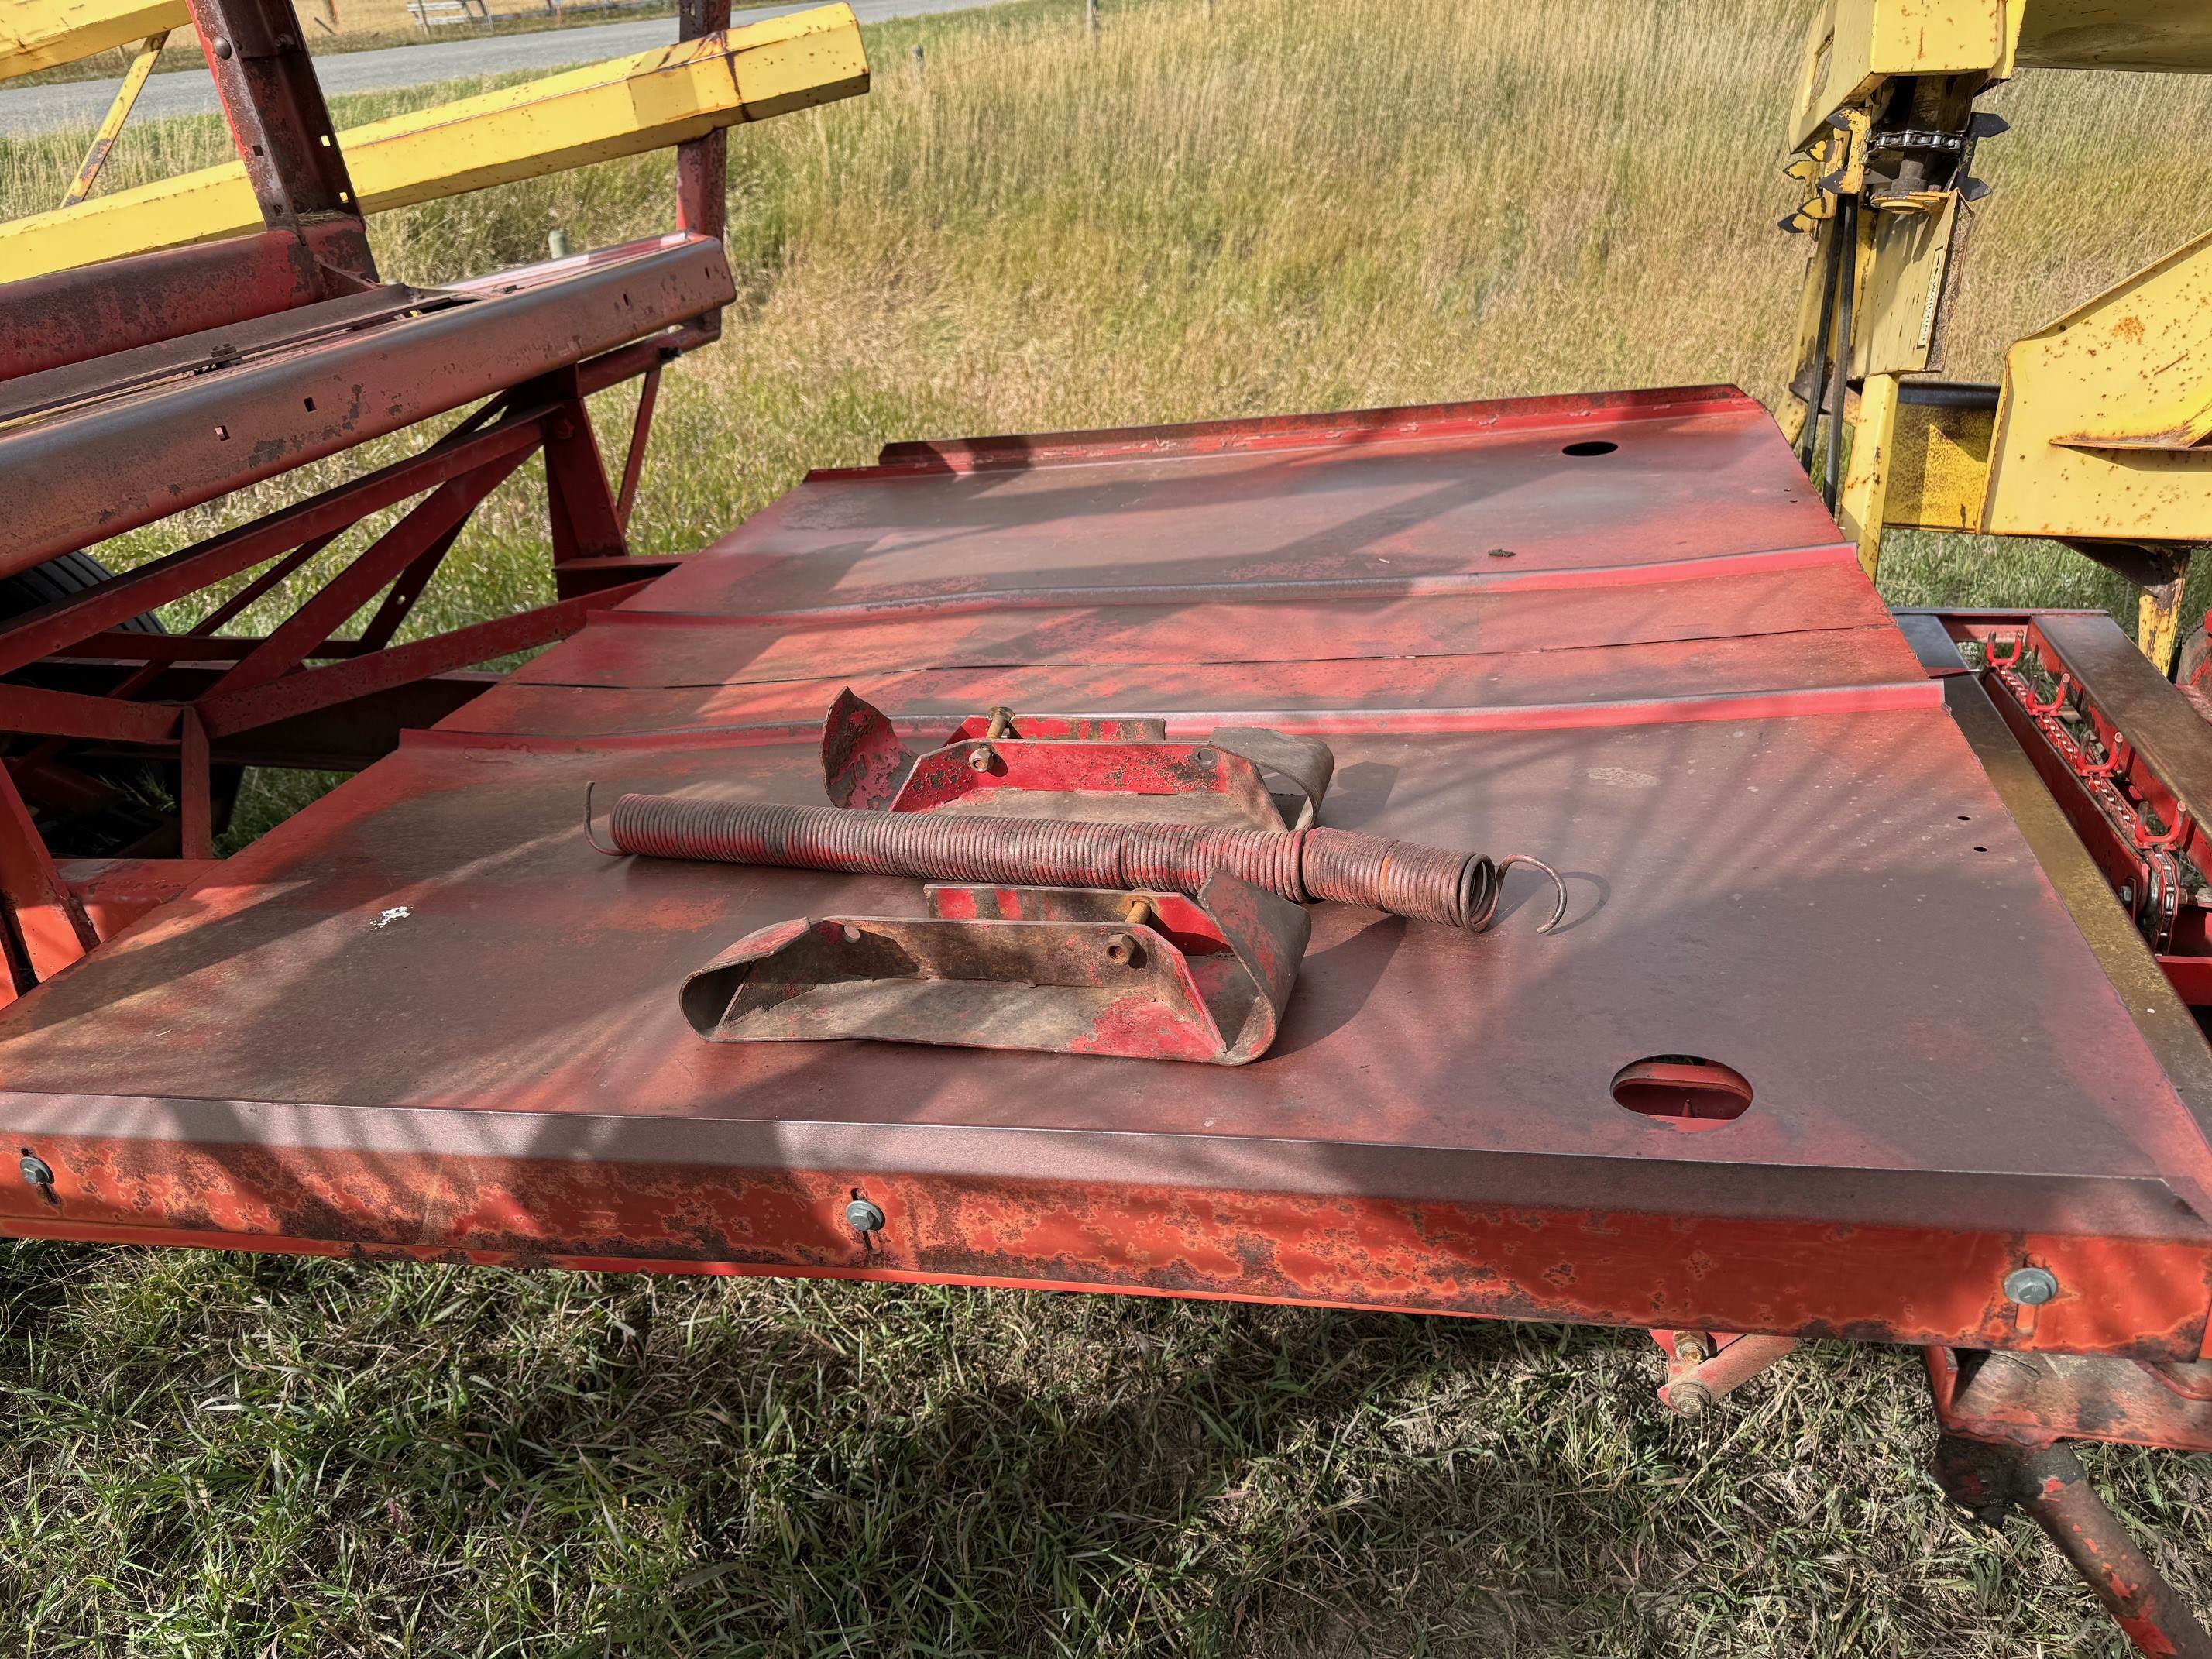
left=820, top=689, right=1335, bottom=830
left=678, top=873, right=1311, bottom=1064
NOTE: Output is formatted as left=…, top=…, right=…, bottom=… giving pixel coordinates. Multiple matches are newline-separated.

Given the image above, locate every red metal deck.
left=5, top=384, right=2210, bottom=1358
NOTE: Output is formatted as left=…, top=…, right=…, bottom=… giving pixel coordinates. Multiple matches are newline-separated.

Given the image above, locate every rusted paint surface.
left=0, top=228, right=335, bottom=381
left=682, top=877, right=1307, bottom=1064
left=4, top=389, right=2212, bottom=1354
left=1, top=1133, right=2208, bottom=1353
left=0, top=235, right=734, bottom=580
left=1927, top=1346, right=2212, bottom=1451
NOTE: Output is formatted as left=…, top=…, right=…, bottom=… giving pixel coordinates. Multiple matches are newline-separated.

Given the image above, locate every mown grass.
left=4, top=0, right=2212, bottom=1652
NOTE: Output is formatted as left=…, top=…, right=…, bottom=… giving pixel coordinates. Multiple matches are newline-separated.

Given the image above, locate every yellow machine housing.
left=1781, top=0, right=2212, bottom=672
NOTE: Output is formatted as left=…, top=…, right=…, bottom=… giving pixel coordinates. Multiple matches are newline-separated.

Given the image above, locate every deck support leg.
left=1934, top=1434, right=2212, bottom=1659
left=0, top=763, right=98, bottom=1001
left=177, top=707, right=214, bottom=860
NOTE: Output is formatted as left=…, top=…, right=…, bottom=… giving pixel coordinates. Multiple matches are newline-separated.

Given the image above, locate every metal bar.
left=203, top=447, right=531, bottom=699
left=541, top=393, right=627, bottom=564
left=181, top=0, right=374, bottom=280
left=177, top=707, right=213, bottom=859
left=194, top=579, right=653, bottom=737
left=1822, top=194, right=1858, bottom=514
left=613, top=362, right=661, bottom=534
left=0, top=235, right=733, bottom=579
left=1658, top=1332, right=1801, bottom=1417
left=0, top=683, right=180, bottom=744
left=61, top=29, right=169, bottom=208
left=352, top=519, right=468, bottom=653
left=1796, top=210, right=1846, bottom=472
left=0, top=415, right=544, bottom=682
left=0, top=282, right=457, bottom=428
left=675, top=0, right=733, bottom=336
left=1934, top=1436, right=2212, bottom=1659
left=193, top=529, right=343, bottom=634
left=0, top=764, right=98, bottom=989
left=0, top=225, right=345, bottom=382
left=16, top=530, right=348, bottom=783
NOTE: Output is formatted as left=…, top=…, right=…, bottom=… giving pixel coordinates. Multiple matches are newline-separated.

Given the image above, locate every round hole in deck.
left=1561, top=440, right=1618, bottom=457
left=1611, top=1055, right=1752, bottom=1131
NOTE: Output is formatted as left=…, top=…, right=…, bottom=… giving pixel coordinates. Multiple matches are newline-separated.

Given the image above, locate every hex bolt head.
left=2003, top=1266, right=2059, bottom=1306
left=1665, top=1379, right=1713, bottom=1418
left=1103, top=931, right=1139, bottom=965
left=19, top=1154, right=53, bottom=1187
left=844, top=1198, right=885, bottom=1234
left=967, top=744, right=995, bottom=771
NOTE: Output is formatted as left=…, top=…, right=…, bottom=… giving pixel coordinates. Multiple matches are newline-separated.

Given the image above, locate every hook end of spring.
left=1493, top=854, right=1569, bottom=935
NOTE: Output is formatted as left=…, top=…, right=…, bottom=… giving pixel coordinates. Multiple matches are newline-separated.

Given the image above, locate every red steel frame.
left=0, top=0, right=738, bottom=1004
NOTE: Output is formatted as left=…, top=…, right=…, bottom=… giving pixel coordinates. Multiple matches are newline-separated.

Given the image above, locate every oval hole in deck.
left=1611, top=1055, right=1752, bottom=1131
left=1561, top=439, right=1618, bottom=456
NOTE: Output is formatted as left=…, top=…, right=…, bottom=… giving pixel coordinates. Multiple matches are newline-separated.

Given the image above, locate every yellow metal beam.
left=0, top=0, right=187, bottom=82
left=2016, top=0, right=2212, bottom=71
left=1984, top=225, right=2212, bottom=543
left=1788, top=0, right=2008, bottom=150
left=61, top=29, right=168, bottom=207
left=0, top=4, right=869, bottom=282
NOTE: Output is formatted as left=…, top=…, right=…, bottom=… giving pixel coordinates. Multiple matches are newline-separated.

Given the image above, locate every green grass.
left=5, top=0, right=2212, bottom=1651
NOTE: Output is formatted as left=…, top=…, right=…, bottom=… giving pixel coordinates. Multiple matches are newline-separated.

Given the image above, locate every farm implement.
left=4, top=0, right=2212, bottom=1649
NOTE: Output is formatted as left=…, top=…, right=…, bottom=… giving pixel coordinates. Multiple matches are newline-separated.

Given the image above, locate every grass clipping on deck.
left=4, top=0, right=2212, bottom=1653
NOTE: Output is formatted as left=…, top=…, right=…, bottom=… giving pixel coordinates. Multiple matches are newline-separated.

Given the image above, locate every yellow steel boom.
left=0, top=0, right=187, bottom=81
left=0, top=5, right=868, bottom=282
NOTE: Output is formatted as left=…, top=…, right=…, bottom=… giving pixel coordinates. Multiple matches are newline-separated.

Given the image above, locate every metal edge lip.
left=2, top=1089, right=2203, bottom=1240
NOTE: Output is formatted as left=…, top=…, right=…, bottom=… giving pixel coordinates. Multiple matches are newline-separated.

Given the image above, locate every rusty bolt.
left=1665, top=1379, right=1714, bottom=1418
left=19, top=1153, right=53, bottom=1188
left=1121, top=894, right=1153, bottom=927
left=970, top=707, right=1015, bottom=770
left=1672, top=1331, right=1712, bottom=1365
left=2003, top=1266, right=2059, bottom=1306
left=844, top=1198, right=884, bottom=1234
left=1103, top=932, right=1141, bottom=965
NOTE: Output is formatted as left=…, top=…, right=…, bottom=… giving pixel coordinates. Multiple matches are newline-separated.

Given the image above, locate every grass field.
left=5, top=0, right=2212, bottom=1652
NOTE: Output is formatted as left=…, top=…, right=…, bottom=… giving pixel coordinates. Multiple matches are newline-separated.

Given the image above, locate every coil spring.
left=591, top=792, right=1565, bottom=933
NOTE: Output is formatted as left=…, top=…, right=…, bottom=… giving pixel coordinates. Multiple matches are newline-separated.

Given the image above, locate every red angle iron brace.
left=589, top=692, right=1568, bottom=1063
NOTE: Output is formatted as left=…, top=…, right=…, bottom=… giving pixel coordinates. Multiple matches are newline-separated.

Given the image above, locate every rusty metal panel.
left=2, top=388, right=2210, bottom=1353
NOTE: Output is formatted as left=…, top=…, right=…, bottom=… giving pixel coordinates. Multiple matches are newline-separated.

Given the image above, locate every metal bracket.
left=679, top=873, right=1310, bottom=1065
left=821, top=689, right=1334, bottom=830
